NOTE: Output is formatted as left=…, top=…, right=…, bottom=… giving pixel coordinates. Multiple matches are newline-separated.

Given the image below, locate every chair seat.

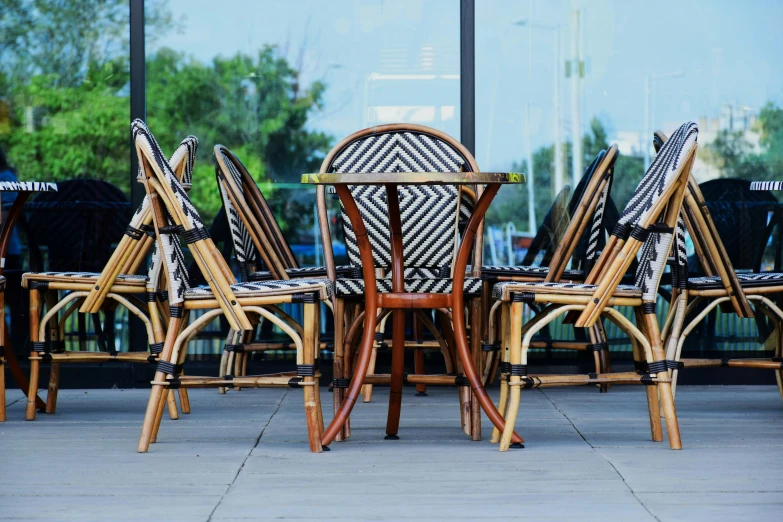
left=249, top=265, right=353, bottom=281
left=492, top=280, right=642, bottom=301
left=335, top=277, right=483, bottom=297
left=481, top=265, right=585, bottom=280
left=184, top=279, right=333, bottom=301
left=687, top=271, right=783, bottom=290
left=22, top=271, right=147, bottom=288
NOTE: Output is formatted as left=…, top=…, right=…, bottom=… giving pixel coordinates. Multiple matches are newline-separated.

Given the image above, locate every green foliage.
left=145, top=46, right=332, bottom=224
left=487, top=116, right=643, bottom=232
left=0, top=1, right=331, bottom=227
left=706, top=102, right=783, bottom=183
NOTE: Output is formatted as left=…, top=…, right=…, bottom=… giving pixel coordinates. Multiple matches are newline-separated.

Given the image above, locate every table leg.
left=385, top=309, right=405, bottom=438
left=0, top=193, right=45, bottom=409
left=321, top=186, right=379, bottom=447
left=384, top=183, right=406, bottom=438
left=452, top=184, right=524, bottom=445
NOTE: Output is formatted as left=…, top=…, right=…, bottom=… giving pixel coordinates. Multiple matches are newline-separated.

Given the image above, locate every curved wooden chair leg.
left=302, top=302, right=324, bottom=452
left=491, top=302, right=511, bottom=443
left=499, top=302, right=524, bottom=451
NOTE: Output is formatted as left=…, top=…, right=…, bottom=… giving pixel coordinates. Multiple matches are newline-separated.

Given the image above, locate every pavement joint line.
left=537, top=388, right=661, bottom=522
left=206, top=389, right=289, bottom=522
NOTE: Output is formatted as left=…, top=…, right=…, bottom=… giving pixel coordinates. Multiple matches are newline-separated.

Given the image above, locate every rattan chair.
left=491, top=121, right=699, bottom=451
left=315, top=124, right=488, bottom=441
left=482, top=147, right=618, bottom=385
left=213, top=145, right=351, bottom=386
left=655, top=131, right=783, bottom=400
left=23, top=136, right=198, bottom=421
left=133, top=120, right=329, bottom=453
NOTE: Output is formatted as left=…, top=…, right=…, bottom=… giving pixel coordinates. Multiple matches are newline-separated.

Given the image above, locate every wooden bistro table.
left=0, top=181, right=58, bottom=413
left=302, top=171, right=526, bottom=447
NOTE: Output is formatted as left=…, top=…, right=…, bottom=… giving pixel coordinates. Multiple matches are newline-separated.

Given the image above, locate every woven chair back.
left=321, top=125, right=476, bottom=278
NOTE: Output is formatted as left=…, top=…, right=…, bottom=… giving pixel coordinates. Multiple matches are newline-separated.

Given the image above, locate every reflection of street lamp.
left=515, top=20, right=563, bottom=197
left=644, top=71, right=684, bottom=169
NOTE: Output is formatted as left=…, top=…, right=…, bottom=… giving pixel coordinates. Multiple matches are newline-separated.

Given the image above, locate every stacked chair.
left=23, top=136, right=198, bottom=421
left=490, top=121, right=699, bottom=451
left=213, top=145, right=351, bottom=387
left=133, top=120, right=330, bottom=453
left=482, top=147, right=618, bottom=387
left=656, top=131, right=783, bottom=399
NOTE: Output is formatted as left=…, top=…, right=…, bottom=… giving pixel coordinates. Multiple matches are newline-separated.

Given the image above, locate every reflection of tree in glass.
left=706, top=102, right=783, bottom=185
left=487, top=116, right=645, bottom=234
left=0, top=0, right=170, bottom=194
left=0, top=0, right=333, bottom=234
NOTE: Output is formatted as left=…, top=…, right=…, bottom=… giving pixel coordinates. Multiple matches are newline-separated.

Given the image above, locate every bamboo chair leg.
left=642, top=311, right=681, bottom=449
left=362, top=339, right=379, bottom=403
left=166, top=389, right=179, bottom=420
left=596, top=321, right=612, bottom=391
left=45, top=364, right=60, bottom=414
left=491, top=302, right=511, bottom=443
left=218, top=344, right=230, bottom=395
left=634, top=307, right=663, bottom=442
left=150, top=387, right=169, bottom=444
left=43, top=291, right=61, bottom=414
left=178, top=371, right=191, bottom=414
left=302, top=302, right=324, bottom=452
left=499, top=301, right=524, bottom=451
left=25, top=288, right=42, bottom=421
left=469, top=297, right=483, bottom=440
left=139, top=313, right=183, bottom=452
left=411, top=313, right=427, bottom=396
left=332, top=298, right=347, bottom=441
left=361, top=312, right=386, bottom=402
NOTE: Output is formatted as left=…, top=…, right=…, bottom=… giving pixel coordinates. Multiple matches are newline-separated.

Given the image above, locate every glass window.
left=1, top=0, right=131, bottom=354
left=477, top=0, right=783, bottom=355
left=146, top=0, right=460, bottom=268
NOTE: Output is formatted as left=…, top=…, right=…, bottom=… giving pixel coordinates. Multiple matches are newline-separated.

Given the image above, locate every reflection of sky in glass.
left=153, top=0, right=783, bottom=172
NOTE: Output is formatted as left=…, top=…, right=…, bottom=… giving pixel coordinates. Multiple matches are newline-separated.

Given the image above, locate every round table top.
left=301, top=172, right=525, bottom=185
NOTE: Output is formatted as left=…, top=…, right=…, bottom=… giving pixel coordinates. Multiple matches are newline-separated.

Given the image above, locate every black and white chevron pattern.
left=624, top=122, right=698, bottom=301
left=749, top=181, right=783, bottom=191
left=147, top=137, right=198, bottom=290
left=0, top=276, right=5, bottom=292
left=480, top=266, right=584, bottom=280
left=185, top=279, right=332, bottom=301
left=335, top=277, right=483, bottom=297
left=492, top=280, right=641, bottom=301
left=330, top=131, right=468, bottom=274
left=250, top=265, right=353, bottom=281
left=688, top=271, right=783, bottom=290
left=216, top=151, right=257, bottom=264
left=0, top=181, right=57, bottom=192
left=618, top=122, right=697, bottom=230
left=132, top=120, right=199, bottom=304
left=585, top=166, right=612, bottom=265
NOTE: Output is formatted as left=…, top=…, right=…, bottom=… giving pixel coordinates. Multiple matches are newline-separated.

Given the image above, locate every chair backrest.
left=75, top=135, right=197, bottom=314
left=316, top=124, right=480, bottom=280
left=24, top=179, right=131, bottom=272
left=214, top=145, right=297, bottom=281
left=577, top=122, right=698, bottom=326
left=133, top=120, right=255, bottom=333
left=654, top=130, right=754, bottom=317
left=541, top=146, right=618, bottom=282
